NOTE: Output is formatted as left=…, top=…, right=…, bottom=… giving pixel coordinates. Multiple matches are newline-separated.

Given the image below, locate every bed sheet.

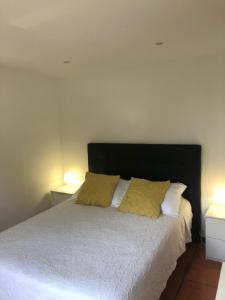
left=0, top=198, right=191, bottom=300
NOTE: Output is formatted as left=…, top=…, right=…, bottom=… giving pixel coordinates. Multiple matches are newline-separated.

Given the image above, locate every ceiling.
left=0, top=0, right=225, bottom=77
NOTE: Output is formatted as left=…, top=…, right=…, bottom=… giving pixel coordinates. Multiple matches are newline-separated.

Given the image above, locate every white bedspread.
left=0, top=199, right=191, bottom=300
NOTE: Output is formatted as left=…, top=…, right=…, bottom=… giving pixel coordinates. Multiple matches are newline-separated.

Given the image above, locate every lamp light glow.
left=214, top=187, right=225, bottom=204
left=64, top=172, right=77, bottom=185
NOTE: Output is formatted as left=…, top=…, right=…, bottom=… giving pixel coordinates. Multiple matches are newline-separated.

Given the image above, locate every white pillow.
left=111, top=179, right=129, bottom=208
left=161, top=182, right=187, bottom=217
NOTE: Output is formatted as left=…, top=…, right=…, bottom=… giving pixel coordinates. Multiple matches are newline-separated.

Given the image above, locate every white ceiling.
left=0, top=0, right=225, bottom=77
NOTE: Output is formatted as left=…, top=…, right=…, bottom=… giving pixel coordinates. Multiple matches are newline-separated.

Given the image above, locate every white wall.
left=1, top=54, right=224, bottom=233
left=0, top=66, right=63, bottom=231
left=60, top=54, right=225, bottom=232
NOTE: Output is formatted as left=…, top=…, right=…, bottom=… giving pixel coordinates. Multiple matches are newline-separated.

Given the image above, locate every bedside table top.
left=51, top=184, right=79, bottom=195
left=206, top=204, right=225, bottom=220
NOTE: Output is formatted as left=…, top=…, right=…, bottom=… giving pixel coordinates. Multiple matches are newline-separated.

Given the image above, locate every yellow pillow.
left=118, top=178, right=170, bottom=218
left=76, top=172, right=119, bottom=208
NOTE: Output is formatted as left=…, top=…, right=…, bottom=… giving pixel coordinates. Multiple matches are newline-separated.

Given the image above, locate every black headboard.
left=88, top=143, right=201, bottom=242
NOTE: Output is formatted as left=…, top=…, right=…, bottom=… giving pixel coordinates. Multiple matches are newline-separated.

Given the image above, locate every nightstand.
left=206, top=204, right=225, bottom=262
left=50, top=184, right=79, bottom=207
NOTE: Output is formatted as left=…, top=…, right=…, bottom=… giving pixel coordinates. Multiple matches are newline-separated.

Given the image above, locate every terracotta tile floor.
left=160, top=243, right=222, bottom=300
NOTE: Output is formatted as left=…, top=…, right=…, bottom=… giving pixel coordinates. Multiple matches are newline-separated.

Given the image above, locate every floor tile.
left=161, top=264, right=184, bottom=298
left=179, top=243, right=196, bottom=265
left=160, top=243, right=222, bottom=300
left=186, top=260, right=221, bottom=287
left=176, top=280, right=217, bottom=300
left=162, top=243, right=196, bottom=299
left=162, top=258, right=188, bottom=298
left=192, top=242, right=206, bottom=263
left=159, top=295, right=170, bottom=300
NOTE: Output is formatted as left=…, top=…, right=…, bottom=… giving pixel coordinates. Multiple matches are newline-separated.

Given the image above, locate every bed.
left=0, top=143, right=201, bottom=300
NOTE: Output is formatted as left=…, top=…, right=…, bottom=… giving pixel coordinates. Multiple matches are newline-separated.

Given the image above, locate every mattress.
left=0, top=198, right=192, bottom=300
